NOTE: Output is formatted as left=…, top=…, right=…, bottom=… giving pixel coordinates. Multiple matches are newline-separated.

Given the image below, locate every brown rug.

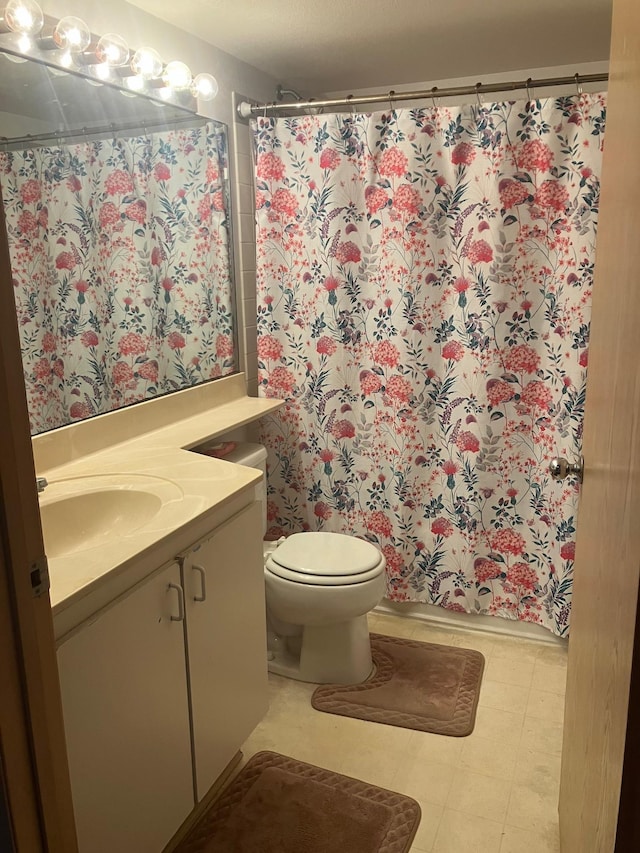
left=312, top=633, right=485, bottom=737
left=177, top=751, right=421, bottom=853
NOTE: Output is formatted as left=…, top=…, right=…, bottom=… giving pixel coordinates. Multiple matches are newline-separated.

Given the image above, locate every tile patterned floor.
left=240, top=612, right=567, bottom=853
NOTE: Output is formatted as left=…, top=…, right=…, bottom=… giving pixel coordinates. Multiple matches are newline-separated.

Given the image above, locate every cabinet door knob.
left=168, top=582, right=185, bottom=621
left=192, top=565, right=207, bottom=603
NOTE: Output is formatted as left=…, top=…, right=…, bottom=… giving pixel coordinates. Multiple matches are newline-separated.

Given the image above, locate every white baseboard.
left=374, top=600, right=567, bottom=647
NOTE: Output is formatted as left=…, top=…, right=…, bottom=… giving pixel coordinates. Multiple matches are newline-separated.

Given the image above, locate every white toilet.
left=226, top=443, right=386, bottom=684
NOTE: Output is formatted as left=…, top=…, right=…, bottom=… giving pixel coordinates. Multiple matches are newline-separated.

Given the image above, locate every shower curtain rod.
left=237, top=72, right=608, bottom=118
left=0, top=113, right=209, bottom=151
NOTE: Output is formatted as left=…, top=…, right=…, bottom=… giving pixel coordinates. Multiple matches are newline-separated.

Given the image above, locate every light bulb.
left=191, top=72, right=218, bottom=101
left=163, top=60, right=192, bottom=90
left=94, top=61, right=111, bottom=81
left=125, top=74, right=145, bottom=92
left=131, top=46, right=162, bottom=80
left=53, top=16, right=91, bottom=53
left=96, top=32, right=129, bottom=67
left=3, top=0, right=43, bottom=35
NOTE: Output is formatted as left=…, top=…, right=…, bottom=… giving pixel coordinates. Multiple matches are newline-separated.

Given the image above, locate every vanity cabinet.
left=56, top=501, right=267, bottom=853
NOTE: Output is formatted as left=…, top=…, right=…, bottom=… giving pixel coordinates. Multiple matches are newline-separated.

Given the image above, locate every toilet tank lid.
left=271, top=532, right=382, bottom=576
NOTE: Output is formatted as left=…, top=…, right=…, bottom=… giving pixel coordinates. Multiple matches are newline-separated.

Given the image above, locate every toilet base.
left=267, top=615, right=374, bottom=684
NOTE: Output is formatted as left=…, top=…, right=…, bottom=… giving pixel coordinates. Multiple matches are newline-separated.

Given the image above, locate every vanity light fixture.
left=131, top=46, right=163, bottom=80
left=53, top=16, right=91, bottom=53
left=1, top=0, right=44, bottom=36
left=192, top=72, right=218, bottom=102
left=95, top=32, right=129, bottom=67
left=163, top=59, right=192, bottom=90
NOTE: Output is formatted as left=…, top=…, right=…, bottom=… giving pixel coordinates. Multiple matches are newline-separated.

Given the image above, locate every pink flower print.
left=138, top=360, right=158, bottom=382
left=431, top=517, right=454, bottom=537
left=499, top=178, right=529, bottom=209
left=442, top=340, right=465, bottom=361
left=492, top=527, right=526, bottom=556
left=534, top=180, right=570, bottom=212
left=335, top=241, right=361, bottom=264
left=331, top=419, right=356, bottom=439
left=444, top=602, right=467, bottom=613
left=74, top=280, right=89, bottom=295
left=112, top=361, right=134, bottom=384
left=206, top=161, right=219, bottom=182
left=69, top=402, right=93, bottom=419
left=52, top=358, right=64, bottom=379
left=266, top=366, right=295, bottom=397
left=454, top=277, right=470, bottom=293
left=256, top=152, right=285, bottom=181
left=560, top=542, right=576, bottom=561
left=38, top=208, right=48, bottom=229
left=520, top=380, right=553, bottom=411
left=19, top=179, right=41, bottom=204
left=33, top=359, right=50, bottom=381
left=66, top=175, right=82, bottom=193
left=55, top=251, right=77, bottom=271
left=255, top=190, right=267, bottom=209
left=507, top=561, right=538, bottom=590
left=151, top=245, right=165, bottom=266
left=41, top=332, right=56, bottom=353
left=456, top=430, right=480, bottom=452
left=215, top=334, right=234, bottom=358
left=81, top=330, right=99, bottom=348
left=515, top=139, right=554, bottom=172
left=451, top=142, right=476, bottom=165
left=118, top=332, right=146, bottom=357
left=466, top=239, right=493, bottom=265
left=365, top=186, right=389, bottom=215
left=154, top=162, right=171, bottom=182
left=266, top=500, right=279, bottom=522
left=314, top=501, right=332, bottom=520
left=270, top=188, right=299, bottom=219
left=386, top=374, right=412, bottom=403
left=105, top=169, right=134, bottom=196
left=100, top=202, right=122, bottom=230
left=167, top=332, right=186, bottom=350
left=316, top=336, right=337, bottom=356
left=579, top=348, right=588, bottom=367
left=319, top=449, right=334, bottom=464
left=366, top=510, right=393, bottom=538
left=382, top=544, right=404, bottom=574
left=319, top=149, right=341, bottom=170
left=373, top=340, right=400, bottom=368
left=212, top=190, right=225, bottom=212
left=360, top=370, right=382, bottom=395
left=378, top=147, right=408, bottom=177
left=323, top=276, right=340, bottom=291
left=392, top=184, right=421, bottom=215
left=442, top=460, right=458, bottom=476
left=504, top=344, right=540, bottom=374
left=198, top=198, right=212, bottom=222
left=126, top=200, right=146, bottom=224
left=258, top=335, right=283, bottom=361
left=474, top=558, right=501, bottom=583
left=17, top=210, right=38, bottom=234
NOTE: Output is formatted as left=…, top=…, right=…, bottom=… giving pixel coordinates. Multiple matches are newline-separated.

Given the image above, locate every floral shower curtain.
left=1, top=122, right=235, bottom=434
left=253, top=94, right=606, bottom=636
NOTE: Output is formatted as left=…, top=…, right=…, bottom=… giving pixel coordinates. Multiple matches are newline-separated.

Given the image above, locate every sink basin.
left=39, top=474, right=182, bottom=559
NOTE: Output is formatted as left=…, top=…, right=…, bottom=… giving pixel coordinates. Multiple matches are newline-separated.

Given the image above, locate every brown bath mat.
left=177, top=750, right=421, bottom=853
left=312, top=633, right=485, bottom=737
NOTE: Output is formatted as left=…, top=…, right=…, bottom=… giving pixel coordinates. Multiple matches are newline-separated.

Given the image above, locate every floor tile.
left=506, top=783, right=560, bottom=835
left=520, top=716, right=564, bottom=756
left=407, top=730, right=465, bottom=767
left=485, top=655, right=535, bottom=688
left=392, top=758, right=457, bottom=807
left=447, top=630, right=497, bottom=659
left=410, top=622, right=459, bottom=646
left=531, top=660, right=567, bottom=696
left=369, top=612, right=417, bottom=639
left=411, top=800, right=444, bottom=852
left=491, top=637, right=545, bottom=664
left=514, top=747, right=561, bottom=796
left=526, top=690, right=566, bottom=723
left=459, top=735, right=519, bottom=780
left=433, top=809, right=503, bottom=853
left=500, top=824, right=561, bottom=853
left=479, top=680, right=530, bottom=715
left=447, top=768, right=511, bottom=822
left=472, top=706, right=525, bottom=745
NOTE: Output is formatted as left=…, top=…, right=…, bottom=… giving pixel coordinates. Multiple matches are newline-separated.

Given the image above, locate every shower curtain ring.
left=431, top=86, right=438, bottom=109
left=475, top=82, right=483, bottom=107
left=526, top=77, right=533, bottom=102
left=346, top=94, right=355, bottom=115
left=575, top=73, right=583, bottom=96
left=388, top=89, right=395, bottom=112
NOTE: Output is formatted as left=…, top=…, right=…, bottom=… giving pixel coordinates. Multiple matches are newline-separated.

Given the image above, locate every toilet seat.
left=266, top=532, right=385, bottom=586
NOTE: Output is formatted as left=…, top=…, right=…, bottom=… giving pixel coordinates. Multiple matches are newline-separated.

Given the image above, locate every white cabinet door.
left=183, top=502, right=268, bottom=800
left=57, top=562, right=194, bottom=853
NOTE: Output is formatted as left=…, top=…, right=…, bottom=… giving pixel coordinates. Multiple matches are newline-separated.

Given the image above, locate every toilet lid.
left=267, top=532, right=384, bottom=585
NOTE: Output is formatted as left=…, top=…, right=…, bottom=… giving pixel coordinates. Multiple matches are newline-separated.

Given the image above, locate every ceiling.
left=125, top=0, right=612, bottom=94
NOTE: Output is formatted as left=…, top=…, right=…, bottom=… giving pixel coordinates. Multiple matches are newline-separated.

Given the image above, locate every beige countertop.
left=35, top=374, right=284, bottom=639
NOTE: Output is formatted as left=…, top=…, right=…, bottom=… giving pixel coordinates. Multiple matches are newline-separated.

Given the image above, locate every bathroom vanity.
left=33, top=375, right=283, bottom=853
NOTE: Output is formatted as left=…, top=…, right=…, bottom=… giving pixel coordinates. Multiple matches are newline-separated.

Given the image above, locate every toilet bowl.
left=212, top=443, right=386, bottom=685
left=265, top=531, right=386, bottom=684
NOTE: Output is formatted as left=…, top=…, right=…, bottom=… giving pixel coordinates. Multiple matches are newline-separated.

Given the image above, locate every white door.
left=182, top=502, right=268, bottom=800
left=57, top=562, right=194, bottom=853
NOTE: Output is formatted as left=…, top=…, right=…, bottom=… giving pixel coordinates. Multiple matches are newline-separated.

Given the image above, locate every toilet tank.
left=221, top=443, right=268, bottom=536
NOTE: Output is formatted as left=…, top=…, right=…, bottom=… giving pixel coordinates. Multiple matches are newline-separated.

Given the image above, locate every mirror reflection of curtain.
left=0, top=122, right=235, bottom=434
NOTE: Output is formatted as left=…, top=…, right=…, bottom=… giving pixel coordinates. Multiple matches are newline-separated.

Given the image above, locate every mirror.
left=0, top=42, right=237, bottom=435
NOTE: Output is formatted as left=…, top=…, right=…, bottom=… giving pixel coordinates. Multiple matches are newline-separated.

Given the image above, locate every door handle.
left=168, top=582, right=185, bottom=621
left=549, top=455, right=584, bottom=483
left=192, top=564, right=207, bottom=603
